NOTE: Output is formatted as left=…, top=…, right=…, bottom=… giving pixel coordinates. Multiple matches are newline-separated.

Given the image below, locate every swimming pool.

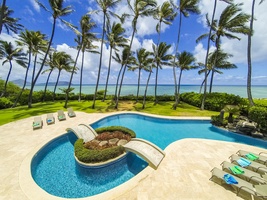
left=31, top=113, right=267, bottom=198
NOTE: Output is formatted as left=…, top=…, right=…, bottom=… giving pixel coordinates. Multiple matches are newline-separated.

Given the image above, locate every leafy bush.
left=180, top=92, right=245, bottom=111
left=0, top=97, right=13, bottom=109
left=248, top=106, right=267, bottom=133
left=74, top=139, right=125, bottom=163
left=95, top=126, right=136, bottom=138
left=211, top=115, right=228, bottom=127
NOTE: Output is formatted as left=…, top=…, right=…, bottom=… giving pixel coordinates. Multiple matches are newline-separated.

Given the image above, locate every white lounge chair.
left=67, top=108, right=76, bottom=117
left=210, top=167, right=267, bottom=199
left=46, top=113, right=55, bottom=125
left=33, top=117, right=43, bottom=130
left=237, top=150, right=267, bottom=166
left=57, top=110, right=66, bottom=121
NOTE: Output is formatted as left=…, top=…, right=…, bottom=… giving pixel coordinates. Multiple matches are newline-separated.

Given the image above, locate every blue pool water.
left=31, top=113, right=267, bottom=198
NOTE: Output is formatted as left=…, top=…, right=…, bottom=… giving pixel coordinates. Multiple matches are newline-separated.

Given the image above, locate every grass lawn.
left=0, top=100, right=219, bottom=126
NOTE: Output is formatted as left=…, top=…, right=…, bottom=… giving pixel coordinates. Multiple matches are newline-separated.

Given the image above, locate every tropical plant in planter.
left=74, top=126, right=136, bottom=163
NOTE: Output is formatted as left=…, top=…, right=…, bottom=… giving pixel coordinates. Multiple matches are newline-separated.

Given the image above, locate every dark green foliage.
left=95, top=126, right=136, bottom=138
left=180, top=92, right=244, bottom=111
left=249, top=106, right=267, bottom=133
left=211, top=115, right=228, bottom=126
left=74, top=139, right=125, bottom=163
left=0, top=97, right=13, bottom=109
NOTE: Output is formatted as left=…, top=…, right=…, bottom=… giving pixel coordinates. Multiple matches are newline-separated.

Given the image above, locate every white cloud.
left=29, top=0, right=40, bottom=12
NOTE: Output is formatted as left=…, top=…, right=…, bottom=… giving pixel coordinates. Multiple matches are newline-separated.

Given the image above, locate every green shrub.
left=249, top=106, right=267, bottom=133
left=180, top=92, right=245, bottom=111
left=95, top=126, right=136, bottom=138
left=211, top=115, right=228, bottom=127
left=74, top=139, right=125, bottom=163
left=0, top=97, right=13, bottom=109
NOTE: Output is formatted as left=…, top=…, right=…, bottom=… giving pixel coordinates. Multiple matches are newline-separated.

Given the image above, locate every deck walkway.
left=123, top=138, right=165, bottom=169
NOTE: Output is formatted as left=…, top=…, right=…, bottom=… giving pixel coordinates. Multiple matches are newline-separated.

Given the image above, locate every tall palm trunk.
left=247, top=0, right=255, bottom=106
left=28, top=17, right=56, bottom=108
left=142, top=68, right=152, bottom=109
left=92, top=13, right=106, bottom=109
left=136, top=68, right=141, bottom=102
left=52, top=70, right=61, bottom=101
left=42, top=70, right=52, bottom=102
left=114, top=64, right=123, bottom=101
left=154, top=22, right=162, bottom=104
left=1, top=60, right=12, bottom=97
left=201, top=0, right=218, bottom=110
left=65, top=47, right=81, bottom=108
left=177, top=69, right=183, bottom=104
left=78, top=49, right=83, bottom=102
left=115, top=18, right=137, bottom=109
left=116, top=64, right=127, bottom=108
left=173, top=12, right=182, bottom=109
left=199, top=70, right=211, bottom=93
left=103, top=46, right=113, bottom=101
left=209, top=37, right=220, bottom=93
left=13, top=51, right=32, bottom=107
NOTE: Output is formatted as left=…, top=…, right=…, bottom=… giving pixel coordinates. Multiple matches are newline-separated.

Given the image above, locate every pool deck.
left=0, top=111, right=266, bottom=200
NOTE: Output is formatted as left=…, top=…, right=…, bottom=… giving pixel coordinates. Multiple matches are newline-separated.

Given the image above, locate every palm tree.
left=247, top=0, right=265, bottom=106
left=12, top=30, right=47, bottom=107
left=173, top=51, right=198, bottom=104
left=142, top=62, right=154, bottom=109
left=46, top=51, right=74, bottom=101
left=197, top=0, right=233, bottom=110
left=197, top=3, right=250, bottom=93
left=103, top=22, right=128, bottom=101
left=172, top=0, right=200, bottom=109
left=152, top=42, right=173, bottom=103
left=128, top=48, right=152, bottom=102
left=41, top=53, right=56, bottom=102
left=153, top=1, right=176, bottom=46
left=112, top=46, right=135, bottom=108
left=28, top=0, right=75, bottom=108
left=91, top=0, right=122, bottom=109
left=0, top=5, right=23, bottom=34
left=0, top=40, right=27, bottom=97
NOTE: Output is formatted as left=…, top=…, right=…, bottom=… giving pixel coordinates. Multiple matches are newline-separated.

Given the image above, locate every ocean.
left=28, top=84, right=267, bottom=99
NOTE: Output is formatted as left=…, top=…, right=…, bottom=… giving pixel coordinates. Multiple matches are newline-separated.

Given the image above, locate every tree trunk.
left=28, top=17, right=56, bottom=108
left=199, top=70, right=211, bottom=94
left=201, top=0, right=218, bottom=110
left=42, top=70, right=52, bottom=102
left=154, top=65, right=159, bottom=104
left=78, top=50, right=83, bottom=102
left=92, top=13, right=106, bottom=109
left=114, top=64, right=123, bottom=100
left=13, top=52, right=32, bottom=107
left=136, top=68, right=141, bottom=102
left=115, top=64, right=127, bottom=109
left=142, top=69, right=152, bottom=109
left=1, top=60, right=12, bottom=97
left=177, top=69, right=183, bottom=104
left=52, top=70, right=61, bottom=101
left=247, top=0, right=255, bottom=106
left=103, top=47, right=113, bottom=101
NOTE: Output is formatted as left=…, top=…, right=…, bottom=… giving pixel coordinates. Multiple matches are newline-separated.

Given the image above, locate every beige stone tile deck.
left=0, top=111, right=266, bottom=200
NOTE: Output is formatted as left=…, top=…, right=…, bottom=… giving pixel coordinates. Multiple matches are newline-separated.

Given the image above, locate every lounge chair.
left=237, top=150, right=267, bottom=166
left=33, top=117, right=43, bottom=129
left=46, top=113, right=55, bottom=125
left=67, top=107, right=76, bottom=117
left=57, top=110, right=66, bottom=121
left=210, top=167, right=267, bottom=199
left=229, top=154, right=267, bottom=175
left=221, top=161, right=267, bottom=185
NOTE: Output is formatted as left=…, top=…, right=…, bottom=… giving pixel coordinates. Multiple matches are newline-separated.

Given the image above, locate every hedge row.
left=180, top=92, right=245, bottom=111
left=74, top=139, right=125, bottom=163
left=95, top=126, right=136, bottom=138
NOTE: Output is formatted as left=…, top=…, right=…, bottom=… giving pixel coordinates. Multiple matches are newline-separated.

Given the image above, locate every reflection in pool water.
left=31, top=113, right=267, bottom=198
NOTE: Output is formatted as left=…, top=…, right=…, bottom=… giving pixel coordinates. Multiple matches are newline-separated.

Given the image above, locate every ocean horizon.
left=27, top=84, right=267, bottom=99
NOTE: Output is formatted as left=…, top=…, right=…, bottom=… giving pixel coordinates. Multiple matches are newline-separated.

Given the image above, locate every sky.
left=0, top=0, right=267, bottom=86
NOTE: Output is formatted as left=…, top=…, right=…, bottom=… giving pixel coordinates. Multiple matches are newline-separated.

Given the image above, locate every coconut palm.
left=171, top=0, right=200, bottom=109
left=46, top=51, right=74, bottom=101
left=28, top=0, right=75, bottom=108
left=0, top=40, right=27, bottom=97
left=142, top=62, right=154, bottom=109
left=152, top=42, right=173, bottom=103
left=197, top=0, right=233, bottom=110
left=12, top=30, right=48, bottom=107
left=247, top=0, right=265, bottom=106
left=173, top=51, right=198, bottom=104
left=197, top=3, right=250, bottom=93
left=112, top=46, right=135, bottom=108
left=153, top=1, right=176, bottom=46
left=0, top=5, right=23, bottom=34
left=128, top=48, right=153, bottom=102
left=103, top=22, right=128, bottom=101
left=91, top=0, right=122, bottom=109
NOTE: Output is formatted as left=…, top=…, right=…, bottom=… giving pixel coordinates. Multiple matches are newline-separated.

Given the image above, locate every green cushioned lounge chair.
left=237, top=150, right=267, bottom=166
left=67, top=107, right=76, bottom=117
left=33, top=116, right=43, bottom=130
left=57, top=110, right=66, bottom=121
